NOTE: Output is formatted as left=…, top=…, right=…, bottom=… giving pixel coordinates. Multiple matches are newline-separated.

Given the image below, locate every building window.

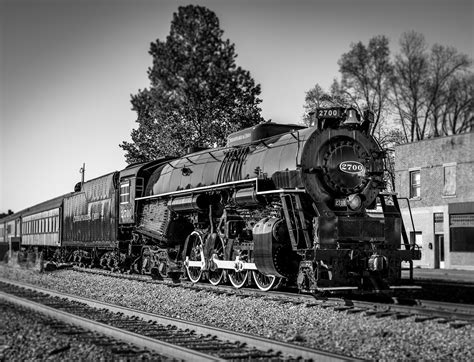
left=450, top=214, right=474, bottom=252
left=409, top=170, right=421, bottom=199
left=434, top=213, right=444, bottom=233
left=443, top=163, right=456, bottom=196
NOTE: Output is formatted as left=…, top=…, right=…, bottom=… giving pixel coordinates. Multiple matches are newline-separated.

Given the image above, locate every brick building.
left=395, top=132, right=474, bottom=270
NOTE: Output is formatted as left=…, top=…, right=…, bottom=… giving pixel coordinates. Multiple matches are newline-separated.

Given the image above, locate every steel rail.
left=71, top=266, right=474, bottom=323
left=0, top=290, right=223, bottom=362
left=0, top=277, right=354, bottom=361
left=183, top=280, right=474, bottom=323
left=413, top=299, right=474, bottom=321
left=264, top=288, right=474, bottom=322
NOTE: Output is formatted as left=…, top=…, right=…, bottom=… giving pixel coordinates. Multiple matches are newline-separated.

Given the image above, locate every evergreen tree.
left=121, top=5, right=263, bottom=163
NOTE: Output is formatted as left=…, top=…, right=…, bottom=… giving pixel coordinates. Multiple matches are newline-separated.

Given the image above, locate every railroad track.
left=0, top=277, right=352, bottom=361
left=72, top=266, right=474, bottom=326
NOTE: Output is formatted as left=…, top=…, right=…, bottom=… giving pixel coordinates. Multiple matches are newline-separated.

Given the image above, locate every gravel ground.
left=0, top=264, right=472, bottom=361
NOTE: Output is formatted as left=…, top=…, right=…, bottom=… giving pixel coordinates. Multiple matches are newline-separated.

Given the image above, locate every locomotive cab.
left=118, top=158, right=175, bottom=226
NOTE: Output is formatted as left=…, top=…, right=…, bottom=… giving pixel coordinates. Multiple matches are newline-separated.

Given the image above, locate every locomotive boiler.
left=130, top=107, right=421, bottom=293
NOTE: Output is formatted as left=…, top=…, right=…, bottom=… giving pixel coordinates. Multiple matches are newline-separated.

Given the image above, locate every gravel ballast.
left=0, top=264, right=472, bottom=360
left=0, top=299, right=162, bottom=361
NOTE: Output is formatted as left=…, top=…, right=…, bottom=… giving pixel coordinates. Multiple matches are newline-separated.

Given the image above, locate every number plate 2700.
left=317, top=108, right=341, bottom=118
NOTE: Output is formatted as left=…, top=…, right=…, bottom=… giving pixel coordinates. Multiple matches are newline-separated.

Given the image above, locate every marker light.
left=346, top=194, right=363, bottom=211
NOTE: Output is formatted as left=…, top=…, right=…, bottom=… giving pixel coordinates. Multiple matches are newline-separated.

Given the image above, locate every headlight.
left=346, top=194, right=363, bottom=211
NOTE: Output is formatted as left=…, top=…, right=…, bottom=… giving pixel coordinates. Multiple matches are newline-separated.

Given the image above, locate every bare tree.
left=302, top=81, right=351, bottom=124
left=428, top=47, right=472, bottom=136
left=440, top=73, right=473, bottom=135
left=338, top=35, right=393, bottom=135
left=391, top=31, right=429, bottom=142
left=373, top=127, right=405, bottom=192
left=302, top=84, right=327, bottom=125
left=392, top=31, right=472, bottom=142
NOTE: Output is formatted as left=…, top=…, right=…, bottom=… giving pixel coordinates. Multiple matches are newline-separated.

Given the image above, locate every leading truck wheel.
left=185, top=231, right=204, bottom=283
left=252, top=271, right=282, bottom=291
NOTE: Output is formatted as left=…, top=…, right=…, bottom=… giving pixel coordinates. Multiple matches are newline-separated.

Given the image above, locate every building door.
left=434, top=234, right=445, bottom=269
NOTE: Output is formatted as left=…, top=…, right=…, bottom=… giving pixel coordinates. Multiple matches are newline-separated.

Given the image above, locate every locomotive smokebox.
left=300, top=127, right=384, bottom=212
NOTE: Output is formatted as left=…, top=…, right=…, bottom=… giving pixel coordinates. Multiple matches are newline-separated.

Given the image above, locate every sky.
left=0, top=0, right=472, bottom=213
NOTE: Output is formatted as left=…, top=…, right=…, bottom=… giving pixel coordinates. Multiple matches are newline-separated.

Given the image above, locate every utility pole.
left=79, top=163, right=86, bottom=188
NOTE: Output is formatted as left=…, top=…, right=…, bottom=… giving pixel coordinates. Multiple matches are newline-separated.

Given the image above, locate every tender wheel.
left=185, top=231, right=204, bottom=283
left=252, top=271, right=281, bottom=291
left=208, top=235, right=225, bottom=286
left=228, top=250, right=249, bottom=289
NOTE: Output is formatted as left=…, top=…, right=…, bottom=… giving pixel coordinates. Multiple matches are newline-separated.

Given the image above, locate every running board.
left=316, top=287, right=359, bottom=291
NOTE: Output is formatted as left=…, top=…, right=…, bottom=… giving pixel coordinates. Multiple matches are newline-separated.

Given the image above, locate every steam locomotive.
left=0, top=107, right=420, bottom=294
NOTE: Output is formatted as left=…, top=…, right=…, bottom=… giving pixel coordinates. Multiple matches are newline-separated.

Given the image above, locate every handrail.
left=396, top=197, right=417, bottom=237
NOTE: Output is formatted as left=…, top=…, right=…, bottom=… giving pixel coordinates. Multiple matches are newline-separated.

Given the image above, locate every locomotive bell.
left=344, top=108, right=360, bottom=125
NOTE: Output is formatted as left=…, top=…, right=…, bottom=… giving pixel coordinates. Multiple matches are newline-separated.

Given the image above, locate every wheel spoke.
left=228, top=250, right=249, bottom=289
left=228, top=270, right=248, bottom=289
left=208, top=236, right=225, bottom=286
left=185, top=232, right=203, bottom=283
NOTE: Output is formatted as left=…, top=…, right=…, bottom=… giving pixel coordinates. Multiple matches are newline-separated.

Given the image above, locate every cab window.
left=120, top=180, right=131, bottom=204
